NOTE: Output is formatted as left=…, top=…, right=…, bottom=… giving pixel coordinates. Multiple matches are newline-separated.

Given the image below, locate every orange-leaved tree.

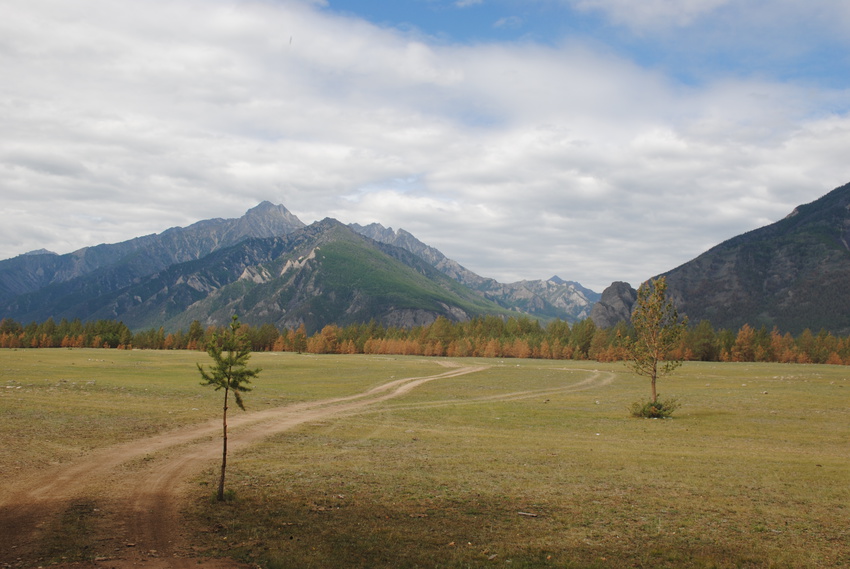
left=625, top=277, right=687, bottom=417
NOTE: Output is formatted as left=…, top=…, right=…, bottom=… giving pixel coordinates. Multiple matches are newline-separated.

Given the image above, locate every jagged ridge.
left=350, top=223, right=599, bottom=322
left=0, top=201, right=305, bottom=318
left=1, top=203, right=598, bottom=332
left=79, top=220, right=514, bottom=332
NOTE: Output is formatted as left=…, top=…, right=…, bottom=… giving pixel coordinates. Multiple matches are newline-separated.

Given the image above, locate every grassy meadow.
left=1, top=349, right=848, bottom=568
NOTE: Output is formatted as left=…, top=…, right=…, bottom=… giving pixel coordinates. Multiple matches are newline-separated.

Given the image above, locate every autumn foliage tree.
left=624, top=277, right=687, bottom=415
left=4, top=311, right=850, bottom=365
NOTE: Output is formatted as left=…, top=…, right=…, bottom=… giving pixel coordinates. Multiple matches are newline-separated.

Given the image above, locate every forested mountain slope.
left=659, top=182, right=850, bottom=335
left=350, top=223, right=598, bottom=322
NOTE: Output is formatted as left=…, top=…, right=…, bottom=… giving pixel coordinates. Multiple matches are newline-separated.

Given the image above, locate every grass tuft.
left=212, top=488, right=238, bottom=503
left=629, top=396, right=681, bottom=418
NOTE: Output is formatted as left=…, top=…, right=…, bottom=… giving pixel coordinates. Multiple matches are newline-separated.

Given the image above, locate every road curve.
left=0, top=365, right=486, bottom=569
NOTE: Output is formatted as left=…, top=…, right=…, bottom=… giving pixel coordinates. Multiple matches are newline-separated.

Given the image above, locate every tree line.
left=1, top=315, right=849, bottom=365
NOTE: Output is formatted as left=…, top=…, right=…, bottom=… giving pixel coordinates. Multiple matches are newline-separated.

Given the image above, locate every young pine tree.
left=197, top=315, right=261, bottom=501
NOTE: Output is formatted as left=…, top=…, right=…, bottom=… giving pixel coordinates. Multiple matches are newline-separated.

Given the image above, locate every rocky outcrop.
left=590, top=281, right=637, bottom=328
left=478, top=277, right=599, bottom=322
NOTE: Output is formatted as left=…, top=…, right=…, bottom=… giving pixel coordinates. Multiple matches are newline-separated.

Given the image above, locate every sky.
left=2, top=0, right=850, bottom=291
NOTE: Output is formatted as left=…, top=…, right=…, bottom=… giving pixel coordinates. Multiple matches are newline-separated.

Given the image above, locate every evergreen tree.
left=197, top=315, right=261, bottom=501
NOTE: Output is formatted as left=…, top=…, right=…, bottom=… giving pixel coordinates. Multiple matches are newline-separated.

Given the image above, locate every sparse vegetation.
left=185, top=358, right=848, bottom=568
left=2, top=350, right=848, bottom=568
left=198, top=315, right=261, bottom=501
left=629, top=396, right=680, bottom=418
left=41, top=500, right=99, bottom=564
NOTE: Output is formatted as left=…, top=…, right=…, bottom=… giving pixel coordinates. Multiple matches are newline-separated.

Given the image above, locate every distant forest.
left=1, top=316, right=849, bottom=365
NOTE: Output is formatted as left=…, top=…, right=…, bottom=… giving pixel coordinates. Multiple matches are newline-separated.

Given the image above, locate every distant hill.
left=350, top=223, right=599, bottom=322
left=659, top=182, right=850, bottom=335
left=1, top=205, right=597, bottom=332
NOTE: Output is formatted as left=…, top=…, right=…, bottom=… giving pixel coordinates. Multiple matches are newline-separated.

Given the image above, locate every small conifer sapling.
left=197, top=315, right=260, bottom=500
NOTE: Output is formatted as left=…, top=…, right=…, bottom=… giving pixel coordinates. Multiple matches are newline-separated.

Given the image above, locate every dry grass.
left=0, top=349, right=435, bottom=471
left=2, top=350, right=848, bottom=567
left=188, top=359, right=849, bottom=568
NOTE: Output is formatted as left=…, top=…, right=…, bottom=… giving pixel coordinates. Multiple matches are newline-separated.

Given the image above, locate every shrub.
left=630, top=396, right=680, bottom=418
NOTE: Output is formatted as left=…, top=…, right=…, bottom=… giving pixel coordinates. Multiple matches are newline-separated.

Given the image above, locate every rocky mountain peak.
left=234, top=202, right=305, bottom=237
left=348, top=226, right=599, bottom=322
left=589, top=281, right=637, bottom=329
left=348, top=222, right=397, bottom=242
left=245, top=201, right=299, bottom=219
left=1, top=202, right=600, bottom=329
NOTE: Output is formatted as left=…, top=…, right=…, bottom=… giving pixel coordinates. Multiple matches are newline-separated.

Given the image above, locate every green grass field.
left=2, top=349, right=848, bottom=568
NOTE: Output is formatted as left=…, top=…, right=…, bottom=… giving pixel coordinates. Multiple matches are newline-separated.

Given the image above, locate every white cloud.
left=1, top=0, right=849, bottom=292
left=569, top=0, right=732, bottom=28
left=494, top=16, right=523, bottom=29
left=567, top=0, right=850, bottom=39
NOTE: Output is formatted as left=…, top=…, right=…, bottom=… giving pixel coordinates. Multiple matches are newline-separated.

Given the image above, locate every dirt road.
left=1, top=363, right=613, bottom=569
left=0, top=365, right=486, bottom=569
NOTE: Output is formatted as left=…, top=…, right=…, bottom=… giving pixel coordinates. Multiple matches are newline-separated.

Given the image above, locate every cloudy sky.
left=2, top=0, right=849, bottom=291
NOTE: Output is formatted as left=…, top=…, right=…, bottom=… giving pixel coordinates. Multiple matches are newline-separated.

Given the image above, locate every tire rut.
left=1, top=364, right=609, bottom=568
left=0, top=365, right=485, bottom=568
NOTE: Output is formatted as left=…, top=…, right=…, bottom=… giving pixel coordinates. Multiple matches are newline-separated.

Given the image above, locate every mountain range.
left=589, top=182, right=850, bottom=335
left=0, top=203, right=598, bottom=332
left=3, top=181, right=849, bottom=335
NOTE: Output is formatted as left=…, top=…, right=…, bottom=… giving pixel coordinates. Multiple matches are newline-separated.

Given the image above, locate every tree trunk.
left=217, top=388, right=228, bottom=501
left=650, top=366, right=657, bottom=403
